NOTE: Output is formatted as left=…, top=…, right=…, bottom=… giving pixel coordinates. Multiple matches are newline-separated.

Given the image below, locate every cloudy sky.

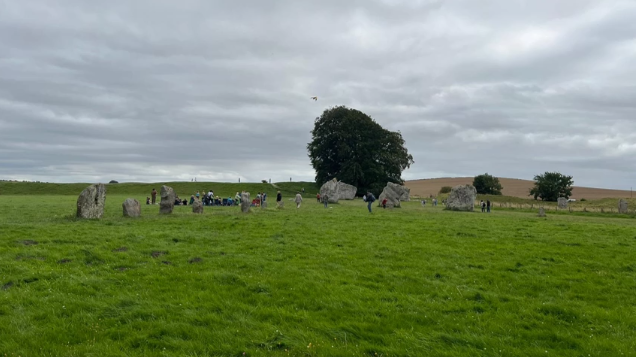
left=1, top=0, right=635, bottom=189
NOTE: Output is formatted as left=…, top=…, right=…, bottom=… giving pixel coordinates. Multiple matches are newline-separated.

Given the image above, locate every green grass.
left=1, top=190, right=636, bottom=356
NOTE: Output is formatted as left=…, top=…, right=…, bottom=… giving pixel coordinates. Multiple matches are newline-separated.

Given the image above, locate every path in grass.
left=0, top=196, right=635, bottom=357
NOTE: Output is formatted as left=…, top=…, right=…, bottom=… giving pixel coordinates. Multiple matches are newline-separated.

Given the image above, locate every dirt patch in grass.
left=188, top=257, right=202, bottom=264
left=151, top=251, right=168, bottom=258
left=116, top=267, right=129, bottom=271
left=112, top=247, right=128, bottom=252
left=57, top=259, right=72, bottom=264
left=1, top=282, right=14, bottom=290
left=20, top=240, right=38, bottom=246
left=162, top=261, right=172, bottom=265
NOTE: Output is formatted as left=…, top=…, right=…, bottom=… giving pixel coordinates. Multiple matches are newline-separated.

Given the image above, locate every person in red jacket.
left=382, top=198, right=388, bottom=209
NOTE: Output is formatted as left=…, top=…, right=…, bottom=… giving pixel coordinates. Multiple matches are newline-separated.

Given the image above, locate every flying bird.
left=310, top=96, right=318, bottom=101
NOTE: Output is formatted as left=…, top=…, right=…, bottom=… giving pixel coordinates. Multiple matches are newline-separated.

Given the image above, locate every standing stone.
left=159, top=185, right=176, bottom=214
left=241, top=192, right=251, bottom=213
left=619, top=199, right=628, bottom=214
left=122, top=198, right=141, bottom=217
left=261, top=201, right=268, bottom=209
left=557, top=197, right=568, bottom=209
left=76, top=184, right=106, bottom=219
left=378, top=182, right=410, bottom=208
left=445, top=185, right=477, bottom=212
left=538, top=207, right=546, bottom=217
left=192, top=200, right=203, bottom=214
left=319, top=178, right=358, bottom=203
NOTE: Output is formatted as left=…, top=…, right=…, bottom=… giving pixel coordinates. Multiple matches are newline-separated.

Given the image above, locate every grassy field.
left=1, top=185, right=636, bottom=356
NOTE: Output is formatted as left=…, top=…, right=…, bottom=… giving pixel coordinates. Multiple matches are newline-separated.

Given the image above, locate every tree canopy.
left=307, top=106, right=414, bottom=195
left=529, top=172, right=574, bottom=201
left=472, top=173, right=503, bottom=195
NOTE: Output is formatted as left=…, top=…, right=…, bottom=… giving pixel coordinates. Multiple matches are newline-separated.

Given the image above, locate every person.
left=366, top=191, right=376, bottom=212
left=295, top=191, right=303, bottom=208
left=151, top=188, right=157, bottom=205
left=323, top=193, right=329, bottom=208
left=276, top=191, right=282, bottom=208
left=316, top=193, right=321, bottom=203
left=189, top=195, right=195, bottom=205
left=146, top=196, right=150, bottom=205
left=382, top=198, right=388, bottom=209
left=363, top=194, right=367, bottom=202
left=481, top=200, right=486, bottom=213
left=487, top=200, right=491, bottom=213
left=302, top=187, right=305, bottom=193
left=182, top=198, right=188, bottom=206
left=235, top=192, right=241, bottom=203
left=263, top=192, right=267, bottom=202
left=196, top=191, right=200, bottom=199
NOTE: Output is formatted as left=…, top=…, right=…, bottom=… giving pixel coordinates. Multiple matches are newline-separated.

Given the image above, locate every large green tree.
left=529, top=172, right=574, bottom=201
left=473, top=173, right=503, bottom=195
left=307, top=106, right=414, bottom=195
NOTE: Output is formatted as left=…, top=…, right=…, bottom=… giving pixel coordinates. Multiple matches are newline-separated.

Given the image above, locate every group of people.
left=479, top=200, right=492, bottom=213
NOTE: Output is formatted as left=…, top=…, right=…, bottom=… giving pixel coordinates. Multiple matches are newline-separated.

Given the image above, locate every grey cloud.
left=1, top=0, right=635, bottom=189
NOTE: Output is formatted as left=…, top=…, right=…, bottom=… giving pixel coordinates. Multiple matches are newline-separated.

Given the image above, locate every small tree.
left=439, top=186, right=452, bottom=194
left=472, top=173, right=503, bottom=195
left=529, top=172, right=573, bottom=201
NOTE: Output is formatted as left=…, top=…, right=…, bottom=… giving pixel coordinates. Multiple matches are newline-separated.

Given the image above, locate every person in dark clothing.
left=486, top=200, right=491, bottom=213
left=276, top=191, right=282, bottom=208
left=323, top=194, right=329, bottom=208
left=366, top=191, right=375, bottom=213
left=481, top=201, right=486, bottom=213
left=151, top=189, right=157, bottom=204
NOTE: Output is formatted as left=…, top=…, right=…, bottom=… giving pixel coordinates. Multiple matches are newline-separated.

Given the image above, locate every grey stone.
left=122, top=198, right=141, bottom=217
left=241, top=192, right=251, bottom=213
left=378, top=182, right=410, bottom=208
left=261, top=201, right=268, bottom=209
left=557, top=197, right=568, bottom=209
left=77, top=184, right=107, bottom=219
left=159, top=185, right=176, bottom=214
left=319, top=178, right=358, bottom=203
left=538, top=207, right=546, bottom=217
left=192, top=200, right=203, bottom=214
left=445, top=185, right=477, bottom=211
left=619, top=199, right=628, bottom=214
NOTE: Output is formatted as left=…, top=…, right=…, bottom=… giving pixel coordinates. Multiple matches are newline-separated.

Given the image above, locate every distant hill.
left=406, top=177, right=634, bottom=200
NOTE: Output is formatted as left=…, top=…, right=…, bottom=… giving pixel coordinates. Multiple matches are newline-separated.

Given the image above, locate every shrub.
left=580, top=198, right=587, bottom=202
left=261, top=180, right=268, bottom=184
left=440, top=186, right=452, bottom=194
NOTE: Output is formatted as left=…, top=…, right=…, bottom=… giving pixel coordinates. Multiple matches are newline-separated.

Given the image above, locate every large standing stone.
left=192, top=200, right=203, bottom=214
left=76, top=184, right=106, bottom=219
left=557, top=197, right=568, bottom=209
left=241, top=192, right=251, bottom=213
left=619, top=199, right=628, bottom=214
left=159, top=185, right=176, bottom=214
left=378, top=182, right=410, bottom=208
left=445, top=185, right=477, bottom=212
left=319, top=178, right=358, bottom=203
left=122, top=198, right=140, bottom=217
left=538, top=207, right=546, bottom=217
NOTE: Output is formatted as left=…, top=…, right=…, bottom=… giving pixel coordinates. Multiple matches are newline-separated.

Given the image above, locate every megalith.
left=378, top=182, right=410, bottom=208
left=538, top=207, right=546, bottom=217
left=122, top=198, right=140, bottom=218
left=445, top=185, right=477, bottom=211
left=192, top=199, right=203, bottom=214
left=241, top=192, right=251, bottom=213
left=76, top=184, right=106, bottom=219
left=557, top=197, right=568, bottom=209
left=159, top=185, right=176, bottom=214
left=619, top=199, right=628, bottom=214
left=319, top=178, right=357, bottom=203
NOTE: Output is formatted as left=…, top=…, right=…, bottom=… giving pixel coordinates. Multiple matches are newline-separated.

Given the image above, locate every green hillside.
left=0, top=181, right=319, bottom=198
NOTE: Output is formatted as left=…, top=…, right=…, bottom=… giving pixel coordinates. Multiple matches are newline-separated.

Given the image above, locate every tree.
left=472, top=173, right=503, bottom=195
left=307, top=106, right=414, bottom=196
left=529, top=172, right=573, bottom=201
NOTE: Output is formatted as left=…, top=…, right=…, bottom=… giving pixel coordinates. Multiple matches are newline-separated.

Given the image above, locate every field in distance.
left=0, top=189, right=635, bottom=356
left=406, top=177, right=634, bottom=200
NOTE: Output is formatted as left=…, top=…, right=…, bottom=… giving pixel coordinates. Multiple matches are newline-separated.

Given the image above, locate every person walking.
left=295, top=192, right=303, bottom=208
left=151, top=188, right=157, bottom=205
left=486, top=200, right=491, bottom=213
left=481, top=201, right=486, bottom=213
left=276, top=191, right=282, bottom=208
left=323, top=193, right=329, bottom=208
left=366, top=191, right=375, bottom=213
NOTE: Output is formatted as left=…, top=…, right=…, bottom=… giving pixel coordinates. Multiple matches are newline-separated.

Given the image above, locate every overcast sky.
left=1, top=0, right=635, bottom=189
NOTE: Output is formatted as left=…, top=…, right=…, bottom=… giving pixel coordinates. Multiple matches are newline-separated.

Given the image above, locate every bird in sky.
left=310, top=96, right=318, bottom=101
